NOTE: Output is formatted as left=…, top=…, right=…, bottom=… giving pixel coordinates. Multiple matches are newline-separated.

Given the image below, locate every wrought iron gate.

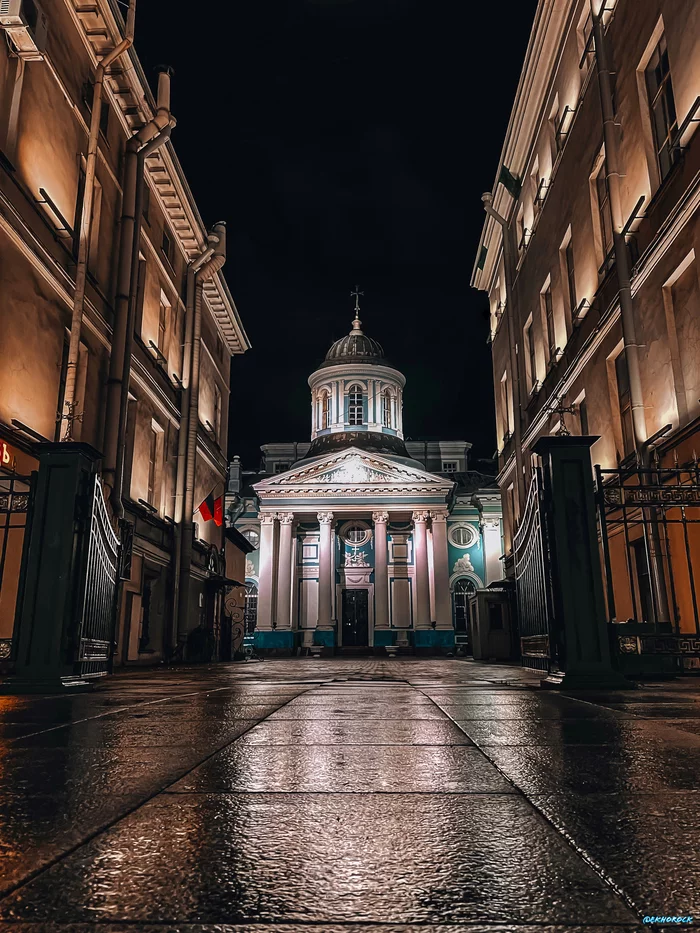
left=74, top=473, right=121, bottom=678
left=513, top=467, right=556, bottom=672
left=596, top=461, right=700, bottom=661
left=0, top=473, right=33, bottom=663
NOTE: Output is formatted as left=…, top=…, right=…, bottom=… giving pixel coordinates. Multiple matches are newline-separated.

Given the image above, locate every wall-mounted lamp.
left=36, top=189, right=73, bottom=238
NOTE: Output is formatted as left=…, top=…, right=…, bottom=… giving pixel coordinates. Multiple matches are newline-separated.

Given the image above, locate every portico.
left=230, top=304, right=504, bottom=654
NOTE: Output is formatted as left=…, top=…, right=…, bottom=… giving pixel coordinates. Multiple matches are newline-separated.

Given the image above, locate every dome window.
left=382, top=390, right=393, bottom=428
left=348, top=385, right=364, bottom=426
left=320, top=390, right=330, bottom=430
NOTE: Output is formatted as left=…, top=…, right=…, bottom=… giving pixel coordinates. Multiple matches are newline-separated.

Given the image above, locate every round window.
left=241, top=528, right=260, bottom=549
left=341, top=522, right=371, bottom=546
left=448, top=523, right=478, bottom=549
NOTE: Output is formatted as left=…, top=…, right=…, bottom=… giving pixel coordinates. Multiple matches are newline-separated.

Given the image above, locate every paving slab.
left=234, top=718, right=474, bottom=745
left=168, top=743, right=515, bottom=794
left=0, top=793, right=637, bottom=926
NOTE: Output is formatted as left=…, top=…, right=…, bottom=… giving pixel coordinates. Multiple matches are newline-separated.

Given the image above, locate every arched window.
left=453, top=578, right=476, bottom=634
left=244, top=582, right=258, bottom=633
left=382, top=389, right=392, bottom=428
left=320, top=390, right=330, bottom=430
left=348, top=384, right=364, bottom=425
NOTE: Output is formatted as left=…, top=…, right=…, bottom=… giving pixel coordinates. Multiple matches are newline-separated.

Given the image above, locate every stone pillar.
left=275, top=512, right=294, bottom=629
left=372, top=511, right=390, bottom=632
left=533, top=435, right=627, bottom=689
left=317, top=511, right=334, bottom=631
left=430, top=511, right=452, bottom=629
left=256, top=512, right=277, bottom=631
left=412, top=510, right=431, bottom=629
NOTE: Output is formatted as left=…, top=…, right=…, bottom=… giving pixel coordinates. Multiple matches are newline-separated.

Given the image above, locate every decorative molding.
left=430, top=511, right=448, bottom=523
left=317, top=511, right=335, bottom=524
left=412, top=510, right=431, bottom=523
left=278, top=512, right=295, bottom=525
left=372, top=510, right=390, bottom=523
left=259, top=513, right=277, bottom=525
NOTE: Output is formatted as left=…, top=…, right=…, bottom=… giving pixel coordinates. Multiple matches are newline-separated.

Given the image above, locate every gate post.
left=1, top=442, right=102, bottom=693
left=533, top=436, right=629, bottom=689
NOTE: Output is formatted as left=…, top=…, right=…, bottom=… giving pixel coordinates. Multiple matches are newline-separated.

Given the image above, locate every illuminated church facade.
left=227, top=305, right=504, bottom=653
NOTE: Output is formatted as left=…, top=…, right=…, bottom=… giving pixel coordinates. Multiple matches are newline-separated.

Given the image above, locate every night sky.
left=135, top=0, right=538, bottom=468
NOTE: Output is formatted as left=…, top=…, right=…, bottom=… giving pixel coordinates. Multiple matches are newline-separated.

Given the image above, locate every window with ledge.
left=441, top=460, right=458, bottom=473
left=320, top=390, right=330, bottom=430
left=565, top=239, right=577, bottom=314
left=595, top=160, right=614, bottom=269
left=158, top=295, right=170, bottom=356
left=525, top=317, right=537, bottom=392
left=615, top=350, right=635, bottom=457
left=147, top=421, right=163, bottom=508
left=213, top=384, right=222, bottom=441
left=382, top=390, right=393, bottom=428
left=273, top=462, right=290, bottom=474
left=542, top=285, right=556, bottom=363
left=348, top=385, right=364, bottom=425
left=241, top=528, right=259, bottom=549
left=645, top=34, right=679, bottom=183
left=162, top=228, right=173, bottom=266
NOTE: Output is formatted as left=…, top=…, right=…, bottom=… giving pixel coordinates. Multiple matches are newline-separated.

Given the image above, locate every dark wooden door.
left=342, top=589, right=369, bottom=646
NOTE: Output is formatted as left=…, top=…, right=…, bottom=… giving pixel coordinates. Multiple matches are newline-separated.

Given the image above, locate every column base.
left=253, top=630, right=296, bottom=656
left=413, top=629, right=455, bottom=653
left=313, top=629, right=336, bottom=648
left=540, top=668, right=635, bottom=691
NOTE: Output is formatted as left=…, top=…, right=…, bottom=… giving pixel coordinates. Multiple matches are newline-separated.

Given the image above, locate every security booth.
left=469, top=583, right=514, bottom=660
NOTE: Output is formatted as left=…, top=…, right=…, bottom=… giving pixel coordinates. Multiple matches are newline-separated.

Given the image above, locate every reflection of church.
left=226, top=302, right=504, bottom=653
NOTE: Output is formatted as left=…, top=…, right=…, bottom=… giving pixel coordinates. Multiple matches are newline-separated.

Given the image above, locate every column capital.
left=412, top=510, right=431, bottom=523
left=278, top=512, right=295, bottom=525
left=317, top=511, right=334, bottom=525
left=259, top=512, right=277, bottom=525
left=372, top=510, right=389, bottom=524
left=483, top=517, right=501, bottom=530
left=430, top=510, right=448, bottom=523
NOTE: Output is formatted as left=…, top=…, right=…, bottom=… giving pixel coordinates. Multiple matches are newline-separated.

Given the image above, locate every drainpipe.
left=176, top=223, right=227, bottom=647
left=61, top=2, right=136, bottom=440
left=103, top=66, right=175, bottom=502
left=481, top=192, right=526, bottom=522
left=171, top=238, right=215, bottom=647
left=591, top=5, right=670, bottom=623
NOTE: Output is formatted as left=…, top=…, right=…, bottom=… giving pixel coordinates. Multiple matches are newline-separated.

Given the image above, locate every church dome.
left=320, top=314, right=385, bottom=367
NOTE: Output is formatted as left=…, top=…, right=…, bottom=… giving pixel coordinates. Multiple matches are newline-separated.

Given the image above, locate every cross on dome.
left=350, top=284, right=364, bottom=331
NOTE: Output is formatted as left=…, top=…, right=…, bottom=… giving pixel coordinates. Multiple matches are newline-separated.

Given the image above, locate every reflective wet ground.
left=0, top=658, right=698, bottom=931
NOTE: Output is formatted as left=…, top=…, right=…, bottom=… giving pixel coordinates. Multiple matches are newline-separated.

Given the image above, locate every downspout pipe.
left=61, top=3, right=136, bottom=439
left=112, top=124, right=172, bottom=519
left=591, top=6, right=670, bottom=623
left=103, top=66, right=174, bottom=501
left=176, top=223, right=227, bottom=646
left=481, top=192, right=526, bottom=520
left=171, top=240, right=215, bottom=649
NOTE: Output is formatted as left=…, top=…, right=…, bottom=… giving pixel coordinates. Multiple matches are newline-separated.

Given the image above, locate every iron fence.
left=596, top=461, right=700, bottom=665
left=0, top=472, right=33, bottom=663
left=513, top=467, right=555, bottom=672
left=75, top=474, right=120, bottom=678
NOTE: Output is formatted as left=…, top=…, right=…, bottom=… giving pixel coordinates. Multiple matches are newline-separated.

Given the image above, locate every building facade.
left=471, top=0, right=700, bottom=636
left=227, top=310, right=504, bottom=654
left=0, top=0, right=250, bottom=674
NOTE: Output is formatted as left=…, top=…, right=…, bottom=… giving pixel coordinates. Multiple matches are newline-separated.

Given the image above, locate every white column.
left=430, top=511, right=452, bottom=629
left=413, top=510, right=431, bottom=629
left=275, top=512, right=294, bottom=629
left=317, top=511, right=334, bottom=630
left=483, top=518, right=503, bottom=585
left=372, top=511, right=390, bottom=629
left=257, top=512, right=277, bottom=631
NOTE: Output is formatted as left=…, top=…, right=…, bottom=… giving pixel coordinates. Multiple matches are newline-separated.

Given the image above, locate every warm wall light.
left=36, top=188, right=72, bottom=238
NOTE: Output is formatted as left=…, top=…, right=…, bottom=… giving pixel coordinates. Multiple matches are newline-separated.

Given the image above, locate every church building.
left=226, top=303, right=504, bottom=654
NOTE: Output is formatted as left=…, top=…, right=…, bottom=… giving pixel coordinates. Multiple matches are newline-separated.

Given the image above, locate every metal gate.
left=74, top=473, right=121, bottom=678
left=513, top=467, right=556, bottom=672
left=596, top=461, right=700, bottom=660
left=0, top=472, right=33, bottom=663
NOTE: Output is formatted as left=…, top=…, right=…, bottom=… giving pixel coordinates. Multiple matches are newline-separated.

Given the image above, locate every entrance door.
left=342, top=588, right=369, bottom=646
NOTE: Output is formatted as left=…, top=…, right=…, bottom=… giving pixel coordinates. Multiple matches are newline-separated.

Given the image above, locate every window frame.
left=347, top=384, right=364, bottom=426
left=382, top=389, right=393, bottom=428
left=644, top=33, right=679, bottom=184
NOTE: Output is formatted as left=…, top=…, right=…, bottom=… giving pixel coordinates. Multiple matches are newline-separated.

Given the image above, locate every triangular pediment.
left=253, top=447, right=453, bottom=499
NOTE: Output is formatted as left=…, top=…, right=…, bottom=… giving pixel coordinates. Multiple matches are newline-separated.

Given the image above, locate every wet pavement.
left=0, top=659, right=698, bottom=931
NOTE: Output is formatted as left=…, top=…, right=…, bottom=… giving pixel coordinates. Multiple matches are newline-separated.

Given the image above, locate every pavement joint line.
left=5, top=684, right=269, bottom=744
left=0, top=686, right=316, bottom=904
left=422, top=690, right=647, bottom=928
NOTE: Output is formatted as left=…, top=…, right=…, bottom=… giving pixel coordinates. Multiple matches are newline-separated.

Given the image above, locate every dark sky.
left=135, top=0, right=537, bottom=468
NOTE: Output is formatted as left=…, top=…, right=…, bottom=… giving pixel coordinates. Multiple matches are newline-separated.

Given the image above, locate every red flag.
left=213, top=496, right=223, bottom=527
left=197, top=490, right=216, bottom=522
